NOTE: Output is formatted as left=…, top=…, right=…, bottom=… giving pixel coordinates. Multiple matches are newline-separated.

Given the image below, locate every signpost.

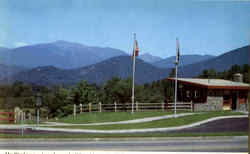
left=73, top=104, right=76, bottom=120
left=21, top=111, right=24, bottom=136
left=36, top=93, right=42, bottom=125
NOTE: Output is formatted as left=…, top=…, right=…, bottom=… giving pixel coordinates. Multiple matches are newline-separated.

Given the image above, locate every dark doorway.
left=232, top=92, right=237, bottom=110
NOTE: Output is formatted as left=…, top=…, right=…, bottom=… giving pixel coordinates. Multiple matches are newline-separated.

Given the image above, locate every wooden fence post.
left=73, top=104, right=76, bottom=120
left=88, top=103, right=92, bottom=112
left=21, top=111, right=24, bottom=136
left=23, top=112, right=26, bottom=122
left=190, top=101, right=193, bottom=112
left=114, top=102, right=117, bottom=112
left=80, top=104, right=83, bottom=113
left=136, top=101, right=138, bottom=111
left=14, top=107, right=19, bottom=124
left=162, top=102, right=164, bottom=111
left=28, top=112, right=32, bottom=121
left=99, top=102, right=102, bottom=112
left=18, top=110, right=22, bottom=124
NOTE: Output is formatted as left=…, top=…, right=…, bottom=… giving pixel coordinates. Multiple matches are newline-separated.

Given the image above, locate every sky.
left=0, top=0, right=249, bottom=58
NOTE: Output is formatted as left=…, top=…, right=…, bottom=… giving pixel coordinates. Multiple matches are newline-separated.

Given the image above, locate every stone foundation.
left=238, top=101, right=248, bottom=111
left=194, top=96, right=223, bottom=111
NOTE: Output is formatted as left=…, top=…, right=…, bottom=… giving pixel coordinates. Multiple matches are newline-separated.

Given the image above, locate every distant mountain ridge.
left=73, top=56, right=169, bottom=84
left=179, top=45, right=249, bottom=77
left=0, top=64, right=25, bottom=81
left=139, top=53, right=163, bottom=63
left=0, top=47, right=10, bottom=64
left=0, top=47, right=9, bottom=52
left=153, top=54, right=215, bottom=68
left=2, top=56, right=169, bottom=86
left=5, top=40, right=128, bottom=69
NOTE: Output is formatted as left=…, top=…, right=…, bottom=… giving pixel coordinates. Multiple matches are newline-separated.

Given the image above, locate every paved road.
left=170, top=117, right=249, bottom=133
left=0, top=136, right=247, bottom=152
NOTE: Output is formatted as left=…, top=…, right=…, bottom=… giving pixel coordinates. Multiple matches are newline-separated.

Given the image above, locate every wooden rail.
left=0, top=112, right=14, bottom=124
left=73, top=101, right=193, bottom=115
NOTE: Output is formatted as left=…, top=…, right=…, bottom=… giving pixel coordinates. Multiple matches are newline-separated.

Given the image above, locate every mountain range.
left=0, top=41, right=215, bottom=69
left=179, top=45, right=249, bottom=77
left=2, top=56, right=169, bottom=86
left=4, top=40, right=127, bottom=69
left=0, top=40, right=248, bottom=86
left=0, top=64, right=25, bottom=81
left=0, top=47, right=10, bottom=63
left=138, top=53, right=163, bottom=63
left=153, top=54, right=215, bottom=68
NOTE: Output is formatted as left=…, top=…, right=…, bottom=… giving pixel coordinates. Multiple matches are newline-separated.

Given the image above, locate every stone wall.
left=194, top=96, right=223, bottom=111
left=237, top=99, right=248, bottom=111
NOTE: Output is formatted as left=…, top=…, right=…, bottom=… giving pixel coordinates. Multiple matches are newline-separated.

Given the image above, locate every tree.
left=49, top=87, right=71, bottom=117
left=168, top=68, right=175, bottom=78
left=242, top=64, right=249, bottom=83
left=12, top=81, right=25, bottom=97
left=208, top=69, right=217, bottom=78
left=198, top=64, right=250, bottom=83
left=106, top=77, right=132, bottom=104
left=102, top=77, right=122, bottom=104
left=72, top=80, right=98, bottom=105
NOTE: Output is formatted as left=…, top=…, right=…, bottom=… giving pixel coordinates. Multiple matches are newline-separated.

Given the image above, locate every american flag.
left=134, top=40, right=139, bottom=56
left=176, top=38, right=180, bottom=64
left=131, top=39, right=139, bottom=60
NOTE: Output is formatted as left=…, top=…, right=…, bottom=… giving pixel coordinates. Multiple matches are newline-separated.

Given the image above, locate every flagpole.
left=132, top=33, right=136, bottom=114
left=174, top=61, right=178, bottom=117
left=174, top=38, right=179, bottom=118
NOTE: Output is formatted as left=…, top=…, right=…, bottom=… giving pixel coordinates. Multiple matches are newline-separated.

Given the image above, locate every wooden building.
left=168, top=77, right=249, bottom=111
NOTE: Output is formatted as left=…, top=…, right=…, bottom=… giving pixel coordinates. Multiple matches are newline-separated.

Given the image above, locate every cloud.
left=14, top=42, right=29, bottom=47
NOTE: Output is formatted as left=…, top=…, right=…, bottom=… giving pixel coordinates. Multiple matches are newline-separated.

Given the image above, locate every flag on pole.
left=131, top=40, right=139, bottom=59
left=176, top=38, right=180, bottom=64
left=135, top=40, right=139, bottom=56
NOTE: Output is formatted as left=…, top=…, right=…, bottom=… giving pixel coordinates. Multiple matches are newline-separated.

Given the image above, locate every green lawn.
left=47, top=111, right=244, bottom=130
left=0, top=121, right=10, bottom=124
left=50, top=111, right=181, bottom=124
left=0, top=132, right=247, bottom=139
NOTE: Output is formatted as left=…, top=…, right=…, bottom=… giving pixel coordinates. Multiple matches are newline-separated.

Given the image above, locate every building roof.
left=168, top=78, right=250, bottom=90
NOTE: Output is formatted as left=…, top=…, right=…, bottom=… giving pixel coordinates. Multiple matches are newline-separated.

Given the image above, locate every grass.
left=0, top=111, right=246, bottom=139
left=0, top=120, right=37, bottom=125
left=46, top=111, right=244, bottom=130
left=0, top=132, right=247, bottom=139
left=23, top=120, right=37, bottom=124
left=0, top=121, right=10, bottom=124
left=50, top=111, right=180, bottom=124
